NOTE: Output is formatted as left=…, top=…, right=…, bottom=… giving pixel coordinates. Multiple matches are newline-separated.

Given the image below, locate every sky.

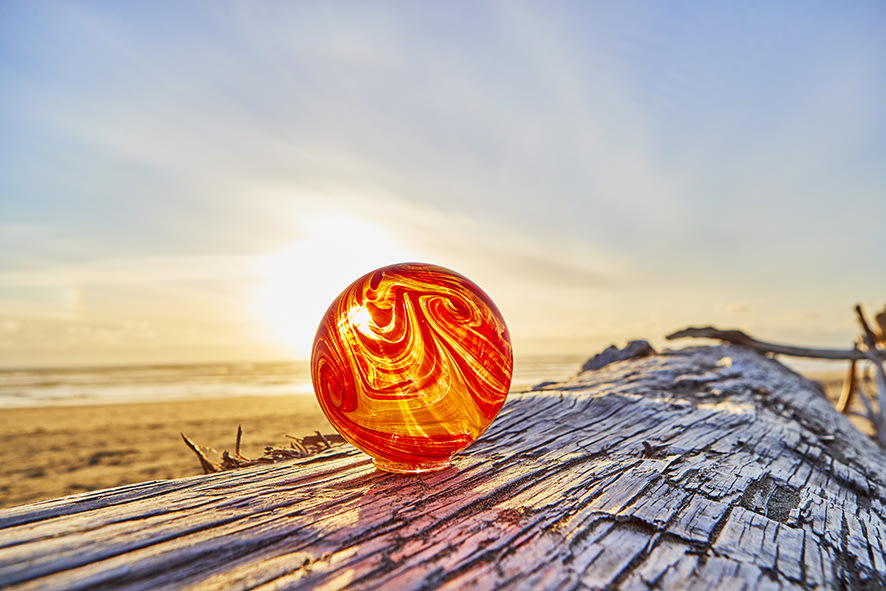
left=0, top=1, right=884, bottom=368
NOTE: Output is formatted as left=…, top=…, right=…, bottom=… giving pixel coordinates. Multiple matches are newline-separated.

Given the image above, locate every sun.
left=347, top=305, right=375, bottom=336
left=251, top=214, right=417, bottom=358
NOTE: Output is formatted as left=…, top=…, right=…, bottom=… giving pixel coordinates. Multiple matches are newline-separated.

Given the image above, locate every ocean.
left=0, top=355, right=588, bottom=408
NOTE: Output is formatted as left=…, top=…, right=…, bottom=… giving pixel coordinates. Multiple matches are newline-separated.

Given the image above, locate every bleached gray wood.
left=1, top=345, right=885, bottom=590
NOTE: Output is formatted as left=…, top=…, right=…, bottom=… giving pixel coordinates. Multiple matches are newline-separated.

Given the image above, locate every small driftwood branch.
left=666, top=326, right=877, bottom=360
left=851, top=373, right=878, bottom=425
left=835, top=358, right=857, bottom=413
left=877, top=307, right=886, bottom=341
left=855, top=304, right=886, bottom=448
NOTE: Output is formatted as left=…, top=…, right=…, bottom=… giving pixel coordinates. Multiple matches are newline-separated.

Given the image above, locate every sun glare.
left=347, top=305, right=376, bottom=336
left=252, top=214, right=417, bottom=358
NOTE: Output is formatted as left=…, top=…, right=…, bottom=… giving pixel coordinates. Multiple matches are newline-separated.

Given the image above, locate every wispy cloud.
left=1, top=2, right=884, bottom=365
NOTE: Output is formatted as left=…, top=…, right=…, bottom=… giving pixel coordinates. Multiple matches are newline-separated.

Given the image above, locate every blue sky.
left=1, top=1, right=884, bottom=366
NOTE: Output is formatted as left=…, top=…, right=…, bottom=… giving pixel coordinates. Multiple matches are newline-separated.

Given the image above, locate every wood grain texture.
left=2, top=345, right=885, bottom=590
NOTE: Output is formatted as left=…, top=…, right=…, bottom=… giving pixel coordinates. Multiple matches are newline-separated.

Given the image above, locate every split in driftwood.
left=1, top=343, right=885, bottom=590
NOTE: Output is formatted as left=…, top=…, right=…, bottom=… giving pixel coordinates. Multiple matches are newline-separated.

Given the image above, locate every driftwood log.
left=2, top=344, right=886, bottom=590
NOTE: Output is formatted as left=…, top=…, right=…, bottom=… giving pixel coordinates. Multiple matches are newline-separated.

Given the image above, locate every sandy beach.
left=0, top=368, right=872, bottom=509
left=0, top=396, right=331, bottom=509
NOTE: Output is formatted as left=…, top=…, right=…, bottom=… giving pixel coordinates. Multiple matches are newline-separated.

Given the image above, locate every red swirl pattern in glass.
left=310, top=263, right=513, bottom=473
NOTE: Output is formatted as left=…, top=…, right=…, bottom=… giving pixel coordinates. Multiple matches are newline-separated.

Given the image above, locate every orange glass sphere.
left=310, top=263, right=513, bottom=473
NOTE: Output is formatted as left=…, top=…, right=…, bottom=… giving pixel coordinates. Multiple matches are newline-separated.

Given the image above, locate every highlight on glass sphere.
left=310, top=262, right=513, bottom=473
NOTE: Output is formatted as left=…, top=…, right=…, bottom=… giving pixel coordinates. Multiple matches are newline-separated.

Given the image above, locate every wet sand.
left=0, top=369, right=871, bottom=509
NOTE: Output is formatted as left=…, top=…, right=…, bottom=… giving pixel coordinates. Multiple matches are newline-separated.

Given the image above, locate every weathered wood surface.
left=2, top=345, right=886, bottom=590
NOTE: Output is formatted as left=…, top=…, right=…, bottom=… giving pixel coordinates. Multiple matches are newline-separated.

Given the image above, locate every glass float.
left=310, top=262, right=513, bottom=473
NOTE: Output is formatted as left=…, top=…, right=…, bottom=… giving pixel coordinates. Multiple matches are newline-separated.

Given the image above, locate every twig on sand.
left=180, top=433, right=220, bottom=474
left=183, top=426, right=346, bottom=475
